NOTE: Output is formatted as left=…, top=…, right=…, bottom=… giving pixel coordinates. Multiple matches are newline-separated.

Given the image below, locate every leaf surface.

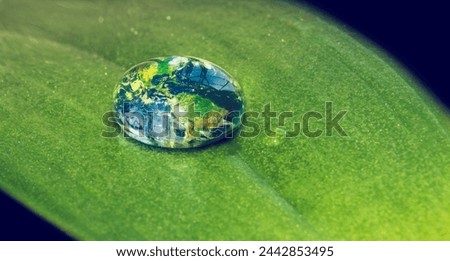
left=0, top=0, right=449, bottom=240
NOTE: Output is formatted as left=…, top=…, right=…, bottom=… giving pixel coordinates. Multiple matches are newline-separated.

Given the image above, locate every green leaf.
left=1, top=0, right=449, bottom=240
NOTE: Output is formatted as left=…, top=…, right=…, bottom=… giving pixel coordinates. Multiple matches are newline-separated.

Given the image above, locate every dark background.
left=0, top=0, right=448, bottom=241
left=305, top=0, right=449, bottom=109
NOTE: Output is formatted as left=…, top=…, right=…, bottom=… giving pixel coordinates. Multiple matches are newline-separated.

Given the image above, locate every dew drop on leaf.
left=113, top=56, right=244, bottom=149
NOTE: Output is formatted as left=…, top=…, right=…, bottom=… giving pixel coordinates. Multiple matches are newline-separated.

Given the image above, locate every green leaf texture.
left=0, top=0, right=449, bottom=240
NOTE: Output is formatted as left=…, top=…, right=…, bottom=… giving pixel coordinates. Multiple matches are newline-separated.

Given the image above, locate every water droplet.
left=263, top=127, right=286, bottom=147
left=113, top=56, right=244, bottom=149
left=130, top=27, right=138, bottom=35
